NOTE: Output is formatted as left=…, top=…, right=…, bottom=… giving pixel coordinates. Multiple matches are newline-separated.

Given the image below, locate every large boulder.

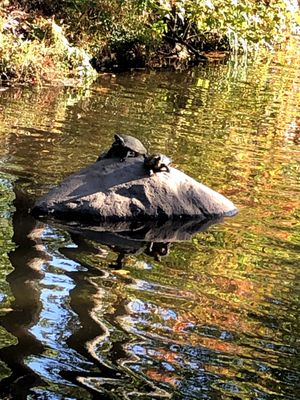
left=31, top=157, right=237, bottom=222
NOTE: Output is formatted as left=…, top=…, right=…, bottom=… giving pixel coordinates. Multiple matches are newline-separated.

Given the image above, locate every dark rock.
left=31, top=157, right=237, bottom=222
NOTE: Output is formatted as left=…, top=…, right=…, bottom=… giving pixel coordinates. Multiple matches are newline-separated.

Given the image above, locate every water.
left=0, top=41, right=299, bottom=399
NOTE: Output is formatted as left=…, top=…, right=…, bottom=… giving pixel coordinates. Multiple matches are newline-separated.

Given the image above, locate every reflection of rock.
left=46, top=215, right=223, bottom=244
left=43, top=216, right=225, bottom=267
left=32, top=157, right=237, bottom=222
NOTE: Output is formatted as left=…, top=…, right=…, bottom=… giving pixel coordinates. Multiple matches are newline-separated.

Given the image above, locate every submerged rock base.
left=32, top=157, right=237, bottom=222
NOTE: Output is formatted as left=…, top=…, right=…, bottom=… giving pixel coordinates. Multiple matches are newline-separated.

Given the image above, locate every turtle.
left=143, top=153, right=171, bottom=175
left=97, top=133, right=147, bottom=162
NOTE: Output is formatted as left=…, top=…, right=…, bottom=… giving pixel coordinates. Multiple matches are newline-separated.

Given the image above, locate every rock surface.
left=32, top=157, right=237, bottom=222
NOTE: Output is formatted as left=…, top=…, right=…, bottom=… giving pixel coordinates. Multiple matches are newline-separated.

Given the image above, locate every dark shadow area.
left=55, top=157, right=148, bottom=200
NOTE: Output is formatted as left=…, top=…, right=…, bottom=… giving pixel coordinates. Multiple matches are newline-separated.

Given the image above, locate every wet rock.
left=31, top=157, right=237, bottom=222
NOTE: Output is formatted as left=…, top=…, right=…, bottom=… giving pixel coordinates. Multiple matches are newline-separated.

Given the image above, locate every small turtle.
left=144, top=153, right=171, bottom=175
left=97, top=133, right=147, bottom=162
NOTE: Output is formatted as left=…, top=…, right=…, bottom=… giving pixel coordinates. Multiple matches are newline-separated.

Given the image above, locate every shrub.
left=0, top=5, right=96, bottom=84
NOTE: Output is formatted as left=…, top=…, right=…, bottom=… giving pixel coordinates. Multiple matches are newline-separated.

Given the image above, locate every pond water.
left=0, top=42, right=299, bottom=399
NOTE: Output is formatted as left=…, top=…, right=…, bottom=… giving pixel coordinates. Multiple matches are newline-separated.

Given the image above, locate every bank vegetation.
left=0, top=0, right=299, bottom=85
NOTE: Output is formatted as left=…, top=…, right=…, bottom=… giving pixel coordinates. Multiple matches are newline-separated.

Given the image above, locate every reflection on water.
left=0, top=40, right=300, bottom=399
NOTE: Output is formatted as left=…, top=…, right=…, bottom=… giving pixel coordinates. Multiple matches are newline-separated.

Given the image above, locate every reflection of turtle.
left=145, top=242, right=170, bottom=261
left=144, top=154, right=171, bottom=175
left=97, top=133, right=147, bottom=161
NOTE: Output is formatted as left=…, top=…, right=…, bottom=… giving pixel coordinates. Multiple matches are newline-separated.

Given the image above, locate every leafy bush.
left=147, top=0, right=299, bottom=54
left=1, top=0, right=299, bottom=82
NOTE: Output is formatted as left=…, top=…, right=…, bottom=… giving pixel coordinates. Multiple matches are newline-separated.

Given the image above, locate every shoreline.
left=0, top=2, right=298, bottom=86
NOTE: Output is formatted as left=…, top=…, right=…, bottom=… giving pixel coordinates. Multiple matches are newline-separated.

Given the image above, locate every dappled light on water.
left=0, top=40, right=299, bottom=399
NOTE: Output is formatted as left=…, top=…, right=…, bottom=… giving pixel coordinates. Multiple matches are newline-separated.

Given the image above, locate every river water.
left=0, top=42, right=299, bottom=399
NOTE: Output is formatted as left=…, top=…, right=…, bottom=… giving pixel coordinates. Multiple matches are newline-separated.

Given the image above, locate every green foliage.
left=147, top=0, right=299, bottom=54
left=1, top=0, right=299, bottom=83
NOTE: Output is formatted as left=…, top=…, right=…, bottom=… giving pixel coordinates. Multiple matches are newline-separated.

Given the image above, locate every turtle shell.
left=114, top=134, right=147, bottom=156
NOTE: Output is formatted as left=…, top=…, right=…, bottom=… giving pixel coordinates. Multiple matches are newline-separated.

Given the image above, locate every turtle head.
left=114, top=134, right=125, bottom=146
left=154, top=155, right=162, bottom=164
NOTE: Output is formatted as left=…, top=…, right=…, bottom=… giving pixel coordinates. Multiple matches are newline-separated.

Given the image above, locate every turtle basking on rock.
left=97, top=133, right=147, bottom=162
left=144, top=154, right=171, bottom=175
